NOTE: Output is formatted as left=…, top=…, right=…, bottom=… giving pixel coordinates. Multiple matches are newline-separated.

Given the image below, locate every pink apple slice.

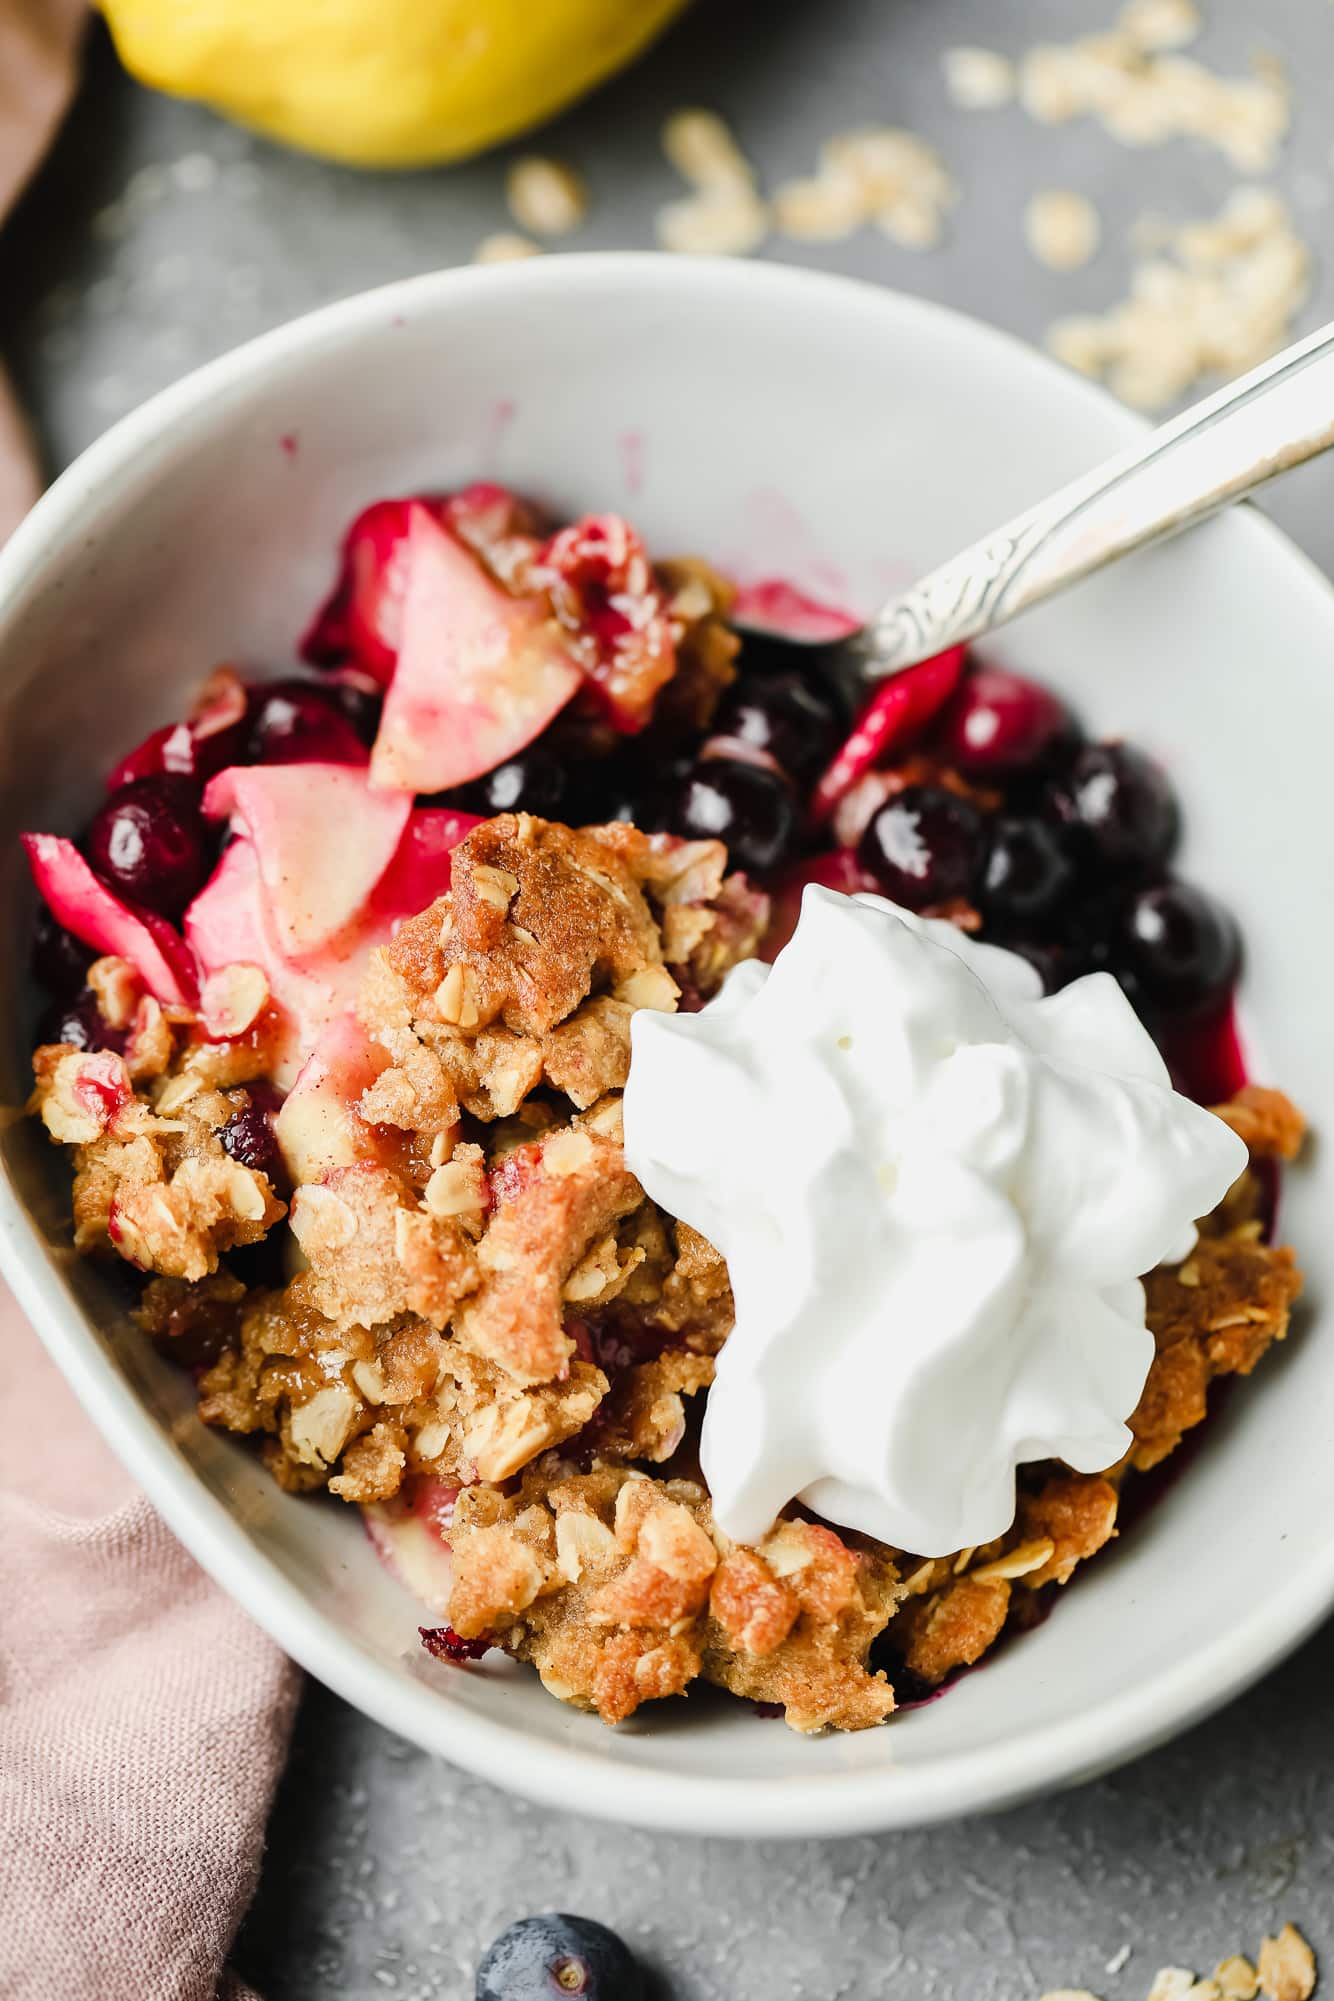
left=203, top=762, right=412, bottom=959
left=810, top=646, right=967, bottom=826
left=186, top=838, right=366, bottom=1086
left=369, top=806, right=483, bottom=922
left=301, top=497, right=435, bottom=683
left=274, top=1010, right=392, bottom=1184
left=370, top=506, right=581, bottom=796
left=185, top=805, right=478, bottom=1088
left=23, top=834, right=198, bottom=1006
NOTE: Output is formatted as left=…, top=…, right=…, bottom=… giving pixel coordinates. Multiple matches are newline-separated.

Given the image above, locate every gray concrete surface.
left=4, top=3, right=1334, bottom=1995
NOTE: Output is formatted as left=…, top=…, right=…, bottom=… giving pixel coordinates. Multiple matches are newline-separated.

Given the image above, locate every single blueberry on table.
left=475, top=1913, right=645, bottom=2001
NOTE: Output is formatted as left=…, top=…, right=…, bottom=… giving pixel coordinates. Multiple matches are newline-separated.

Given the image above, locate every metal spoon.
left=738, top=316, right=1334, bottom=706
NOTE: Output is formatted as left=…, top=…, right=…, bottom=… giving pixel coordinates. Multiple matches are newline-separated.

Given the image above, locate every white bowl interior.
left=1, top=258, right=1331, bottom=1836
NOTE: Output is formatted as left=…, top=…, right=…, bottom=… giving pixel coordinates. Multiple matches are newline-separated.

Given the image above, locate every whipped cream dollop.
left=622, top=886, right=1247, bottom=1557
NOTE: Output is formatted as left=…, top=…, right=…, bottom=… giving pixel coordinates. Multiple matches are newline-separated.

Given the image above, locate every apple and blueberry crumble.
left=22, top=486, right=1304, bottom=1732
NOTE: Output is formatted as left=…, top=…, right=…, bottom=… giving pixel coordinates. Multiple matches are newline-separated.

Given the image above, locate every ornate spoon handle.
left=858, top=318, right=1334, bottom=681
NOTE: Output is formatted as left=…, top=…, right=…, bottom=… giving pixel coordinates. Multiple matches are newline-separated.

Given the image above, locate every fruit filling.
left=22, top=486, right=1304, bottom=1733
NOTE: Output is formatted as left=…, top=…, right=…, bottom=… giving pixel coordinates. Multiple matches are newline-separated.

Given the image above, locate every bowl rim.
left=3, top=252, right=1334, bottom=1838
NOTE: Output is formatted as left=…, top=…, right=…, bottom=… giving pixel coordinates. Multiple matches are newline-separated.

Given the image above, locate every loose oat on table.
left=1036, top=1929, right=1314, bottom=2001
left=1046, top=187, right=1310, bottom=410
left=773, top=126, right=957, bottom=251
left=657, top=107, right=770, bottom=257
left=942, top=46, right=1016, bottom=111
left=1258, top=1927, right=1317, bottom=2001
left=1026, top=189, right=1102, bottom=271
left=473, top=232, right=542, bottom=265
left=1016, top=0, right=1288, bottom=171
left=505, top=156, right=588, bottom=238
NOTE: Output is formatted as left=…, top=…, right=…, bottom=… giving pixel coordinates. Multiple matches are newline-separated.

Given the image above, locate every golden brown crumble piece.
left=883, top=1209, right=1301, bottom=1689
left=443, top=1456, right=900, bottom=1732
left=1134, top=1232, right=1301, bottom=1470
left=288, top=1162, right=479, bottom=1331
left=456, top=1121, right=645, bottom=1384
left=31, top=1041, right=285, bottom=1281
left=1211, top=1084, right=1305, bottom=1161
left=383, top=816, right=672, bottom=1040
left=195, top=1287, right=608, bottom=1496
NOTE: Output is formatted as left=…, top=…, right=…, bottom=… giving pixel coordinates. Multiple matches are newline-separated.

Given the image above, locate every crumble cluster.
left=29, top=811, right=1305, bottom=1733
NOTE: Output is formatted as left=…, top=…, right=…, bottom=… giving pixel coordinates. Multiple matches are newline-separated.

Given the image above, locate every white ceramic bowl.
left=1, top=256, right=1331, bottom=1838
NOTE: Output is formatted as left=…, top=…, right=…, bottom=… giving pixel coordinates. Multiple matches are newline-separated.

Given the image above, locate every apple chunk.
left=185, top=805, right=478, bottom=1090
left=203, top=762, right=412, bottom=960
left=370, top=505, right=580, bottom=796
left=23, top=834, right=198, bottom=1006
left=274, top=1011, right=392, bottom=1184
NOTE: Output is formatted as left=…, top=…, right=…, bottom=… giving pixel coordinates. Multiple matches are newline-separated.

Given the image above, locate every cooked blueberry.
left=220, top=1085, right=286, bottom=1187
left=714, top=669, right=842, bottom=783
left=1000, top=937, right=1082, bottom=995
left=248, top=679, right=367, bottom=764
left=1114, top=880, right=1241, bottom=1019
left=1046, top=742, right=1178, bottom=879
left=475, top=1913, right=644, bottom=2001
left=981, top=817, right=1076, bottom=928
left=31, top=907, right=96, bottom=996
left=84, top=774, right=210, bottom=920
left=326, top=676, right=383, bottom=746
left=659, top=759, right=798, bottom=875
left=935, top=668, right=1079, bottom=778
left=470, top=746, right=568, bottom=818
left=857, top=785, right=984, bottom=910
left=35, top=989, right=126, bottom=1055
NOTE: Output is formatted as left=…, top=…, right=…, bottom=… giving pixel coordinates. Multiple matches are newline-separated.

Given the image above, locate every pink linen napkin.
left=0, top=13, right=301, bottom=1997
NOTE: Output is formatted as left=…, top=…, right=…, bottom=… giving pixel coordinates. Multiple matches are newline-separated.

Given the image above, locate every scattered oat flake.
left=1108, top=1949, right=1134, bottom=1977
left=1147, top=1973, right=1198, bottom=2001
left=656, top=188, right=770, bottom=257
left=1120, top=0, right=1201, bottom=51
left=473, top=232, right=543, bottom=264
left=1026, top=189, right=1102, bottom=270
left=1041, top=1992, right=1104, bottom=2001
left=1016, top=5, right=1287, bottom=172
left=1045, top=186, right=1310, bottom=410
left=1258, top=1926, right=1316, bottom=2001
left=662, top=108, right=757, bottom=191
left=505, top=156, right=587, bottom=237
left=943, top=46, right=1016, bottom=110
left=1216, top=1959, right=1259, bottom=2001
left=774, top=125, right=956, bottom=253
left=659, top=110, right=768, bottom=256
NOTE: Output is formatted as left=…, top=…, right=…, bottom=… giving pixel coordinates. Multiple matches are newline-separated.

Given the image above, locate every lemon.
left=100, top=0, right=691, bottom=170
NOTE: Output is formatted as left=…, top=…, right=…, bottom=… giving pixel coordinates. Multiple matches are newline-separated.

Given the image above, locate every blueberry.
left=857, top=784, right=984, bottom=910
left=981, top=816, right=1076, bottom=928
left=84, top=774, right=211, bottom=920
left=475, top=1913, right=644, bottom=2001
left=1000, top=937, right=1082, bottom=995
left=935, top=667, right=1079, bottom=779
left=31, top=906, right=96, bottom=997
left=469, top=746, right=568, bottom=819
left=326, top=676, right=383, bottom=746
left=659, top=759, right=798, bottom=875
left=35, top=989, right=126, bottom=1055
left=1114, top=879, right=1241, bottom=1020
left=713, top=668, right=842, bottom=783
left=248, top=679, right=366, bottom=765
left=1045, top=742, right=1178, bottom=880
left=220, top=1084, right=287, bottom=1188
